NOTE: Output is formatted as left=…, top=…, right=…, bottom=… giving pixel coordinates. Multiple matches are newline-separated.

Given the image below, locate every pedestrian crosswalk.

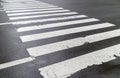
left=0, top=57, right=34, bottom=70
left=6, top=7, right=64, bottom=13
left=16, top=19, right=99, bottom=32
left=1, top=0, right=120, bottom=78
left=20, top=22, right=114, bottom=42
left=26, top=23, right=117, bottom=57
left=39, top=44, right=120, bottom=78
left=9, top=12, right=78, bottom=20
left=12, top=15, right=88, bottom=24
left=8, top=9, right=71, bottom=16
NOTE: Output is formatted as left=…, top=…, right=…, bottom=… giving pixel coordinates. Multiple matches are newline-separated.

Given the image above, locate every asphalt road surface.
left=0, top=0, right=120, bottom=78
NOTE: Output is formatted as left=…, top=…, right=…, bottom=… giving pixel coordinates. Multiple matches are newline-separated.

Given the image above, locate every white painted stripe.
left=17, top=18, right=98, bottom=32
left=6, top=7, right=63, bottom=13
left=12, top=15, right=87, bottom=25
left=3, top=4, right=56, bottom=9
left=2, top=1, right=53, bottom=5
left=4, top=6, right=57, bottom=11
left=27, top=37, right=85, bottom=57
left=0, top=22, right=12, bottom=26
left=86, top=28, right=120, bottom=43
left=4, top=3, right=52, bottom=6
left=10, top=12, right=78, bottom=20
left=8, top=9, right=70, bottom=16
left=26, top=23, right=115, bottom=57
left=20, top=18, right=101, bottom=42
left=3, top=5, right=57, bottom=10
left=0, top=57, right=35, bottom=70
left=39, top=44, right=120, bottom=78
left=3, top=7, right=56, bottom=10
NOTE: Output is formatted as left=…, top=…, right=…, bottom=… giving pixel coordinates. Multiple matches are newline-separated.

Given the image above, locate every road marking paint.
left=2, top=6, right=58, bottom=11
left=10, top=12, right=78, bottom=20
left=0, top=22, right=12, bottom=26
left=27, top=23, right=115, bottom=57
left=2, top=1, right=57, bottom=10
left=27, top=37, right=85, bottom=57
left=20, top=18, right=103, bottom=42
left=3, top=5, right=56, bottom=9
left=86, top=28, right=120, bottom=43
left=39, top=44, right=120, bottom=78
left=6, top=7, right=64, bottom=13
left=8, top=9, right=70, bottom=16
left=0, top=57, right=35, bottom=70
left=12, top=15, right=87, bottom=25
left=3, top=4, right=55, bottom=8
left=17, top=18, right=98, bottom=32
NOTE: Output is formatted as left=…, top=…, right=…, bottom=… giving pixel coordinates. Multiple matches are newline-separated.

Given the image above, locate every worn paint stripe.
left=17, top=18, right=98, bottom=32
left=3, top=6, right=58, bottom=11
left=0, top=22, right=12, bottom=26
left=39, top=44, right=120, bottom=78
left=6, top=7, right=63, bottom=13
left=20, top=18, right=101, bottom=42
left=27, top=23, right=116, bottom=57
left=10, top=12, right=78, bottom=20
left=27, top=37, right=85, bottom=57
left=0, top=57, right=35, bottom=70
left=8, top=9, right=70, bottom=16
left=12, top=15, right=87, bottom=25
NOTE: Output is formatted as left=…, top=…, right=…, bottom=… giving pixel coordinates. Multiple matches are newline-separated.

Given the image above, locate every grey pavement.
left=0, top=0, right=120, bottom=78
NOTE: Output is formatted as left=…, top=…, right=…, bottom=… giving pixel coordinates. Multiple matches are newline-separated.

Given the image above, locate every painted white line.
left=86, top=28, right=120, bottom=43
left=8, top=9, right=70, bottom=16
left=3, top=6, right=58, bottom=11
left=26, top=23, right=115, bottom=57
left=2, top=1, right=53, bottom=5
left=6, top=7, right=64, bottom=13
left=17, top=18, right=98, bottom=32
left=39, top=44, right=120, bottom=78
left=0, top=57, right=35, bottom=70
left=10, top=12, right=78, bottom=20
left=20, top=18, right=101, bottom=42
left=3, top=4, right=57, bottom=9
left=27, top=37, right=85, bottom=57
left=12, top=15, right=87, bottom=25
left=0, top=22, right=12, bottom=26
left=3, top=4, right=56, bottom=9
